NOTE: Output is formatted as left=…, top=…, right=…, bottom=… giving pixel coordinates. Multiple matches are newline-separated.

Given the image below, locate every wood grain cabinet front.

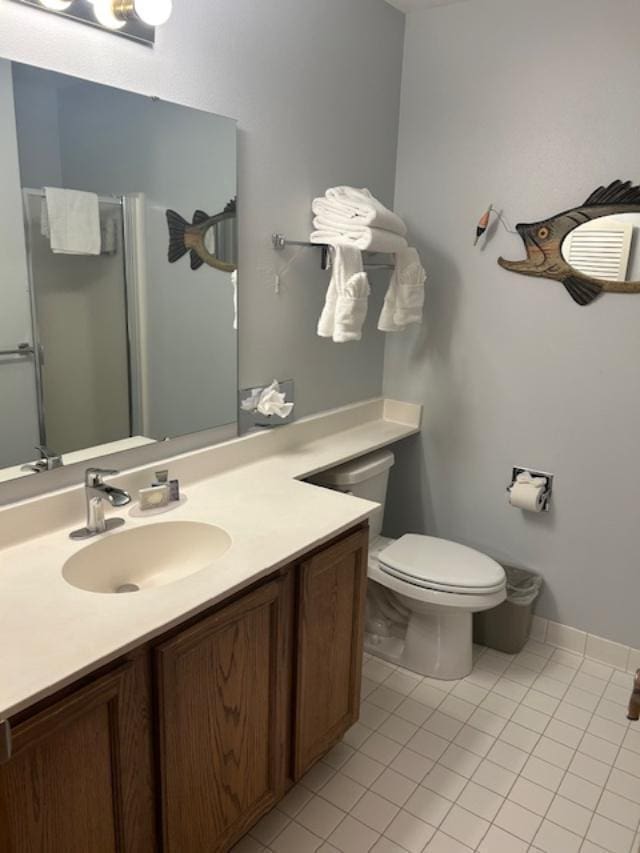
left=294, top=527, right=369, bottom=778
left=1, top=524, right=369, bottom=852
left=0, top=652, right=156, bottom=853
left=154, top=575, right=292, bottom=853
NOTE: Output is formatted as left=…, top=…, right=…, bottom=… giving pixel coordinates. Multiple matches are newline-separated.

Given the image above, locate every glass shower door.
left=23, top=190, right=132, bottom=456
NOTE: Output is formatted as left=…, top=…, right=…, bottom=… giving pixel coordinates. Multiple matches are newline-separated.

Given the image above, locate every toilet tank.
left=308, top=449, right=395, bottom=539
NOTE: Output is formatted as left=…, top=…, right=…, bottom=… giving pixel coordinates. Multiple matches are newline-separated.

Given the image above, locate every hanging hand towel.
left=43, top=187, right=101, bottom=256
left=318, top=244, right=371, bottom=343
left=314, top=187, right=408, bottom=237
left=311, top=225, right=408, bottom=255
left=378, top=247, right=427, bottom=332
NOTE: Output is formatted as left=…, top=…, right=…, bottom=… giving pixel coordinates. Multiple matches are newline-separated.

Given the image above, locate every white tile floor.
left=235, top=641, right=640, bottom=853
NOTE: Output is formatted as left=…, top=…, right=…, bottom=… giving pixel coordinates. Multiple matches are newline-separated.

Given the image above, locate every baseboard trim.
left=530, top=615, right=639, bottom=673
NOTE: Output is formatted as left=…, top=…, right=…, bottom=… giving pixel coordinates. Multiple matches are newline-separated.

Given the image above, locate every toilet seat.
left=377, top=534, right=506, bottom=596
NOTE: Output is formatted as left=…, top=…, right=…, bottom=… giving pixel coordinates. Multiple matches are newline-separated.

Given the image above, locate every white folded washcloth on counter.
left=42, top=187, right=101, bottom=256
left=378, top=247, right=427, bottom=332
left=311, top=226, right=408, bottom=255
left=314, top=187, right=407, bottom=237
left=318, top=244, right=371, bottom=343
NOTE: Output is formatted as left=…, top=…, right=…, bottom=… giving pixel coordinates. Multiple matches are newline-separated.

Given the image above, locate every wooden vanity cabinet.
left=294, top=527, right=369, bottom=778
left=0, top=650, right=156, bottom=853
left=0, top=524, right=368, bottom=853
left=154, top=575, right=292, bottom=853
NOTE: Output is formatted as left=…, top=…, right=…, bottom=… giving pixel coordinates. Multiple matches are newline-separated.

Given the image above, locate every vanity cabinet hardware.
left=0, top=719, right=11, bottom=764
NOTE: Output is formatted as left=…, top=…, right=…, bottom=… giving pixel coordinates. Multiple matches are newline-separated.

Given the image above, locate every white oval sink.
left=62, top=521, right=232, bottom=594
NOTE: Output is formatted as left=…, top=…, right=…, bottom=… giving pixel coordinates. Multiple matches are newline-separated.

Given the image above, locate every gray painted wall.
left=0, top=0, right=405, bottom=431
left=384, top=0, right=640, bottom=646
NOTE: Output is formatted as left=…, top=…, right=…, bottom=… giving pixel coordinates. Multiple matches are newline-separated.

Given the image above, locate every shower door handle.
left=0, top=342, right=35, bottom=358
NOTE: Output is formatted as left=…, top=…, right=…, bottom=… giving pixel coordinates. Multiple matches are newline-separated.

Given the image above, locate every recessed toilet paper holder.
left=507, top=467, right=554, bottom=512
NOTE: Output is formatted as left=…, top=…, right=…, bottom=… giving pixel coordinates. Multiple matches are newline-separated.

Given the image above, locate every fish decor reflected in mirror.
left=166, top=197, right=237, bottom=273
left=498, top=180, right=640, bottom=306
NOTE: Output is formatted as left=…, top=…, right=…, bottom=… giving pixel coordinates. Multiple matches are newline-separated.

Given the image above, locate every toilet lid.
left=378, top=535, right=506, bottom=594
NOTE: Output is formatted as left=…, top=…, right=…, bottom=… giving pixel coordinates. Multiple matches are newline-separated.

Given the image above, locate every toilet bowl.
left=368, top=535, right=506, bottom=679
left=310, top=450, right=507, bottom=681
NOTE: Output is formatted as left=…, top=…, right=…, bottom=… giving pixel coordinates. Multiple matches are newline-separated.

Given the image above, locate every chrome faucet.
left=21, top=445, right=63, bottom=474
left=70, top=468, right=131, bottom=540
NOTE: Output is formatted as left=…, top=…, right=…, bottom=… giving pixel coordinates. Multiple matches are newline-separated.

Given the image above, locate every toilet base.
left=364, top=633, right=405, bottom=664
left=364, top=608, right=474, bottom=681
left=403, top=608, right=473, bottom=680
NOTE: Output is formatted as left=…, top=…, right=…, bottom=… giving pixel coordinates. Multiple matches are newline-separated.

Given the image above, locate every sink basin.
left=62, top=521, right=232, bottom=594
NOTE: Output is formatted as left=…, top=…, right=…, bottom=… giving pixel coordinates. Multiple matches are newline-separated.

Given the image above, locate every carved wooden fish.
left=498, top=180, right=640, bottom=306
left=166, top=198, right=236, bottom=273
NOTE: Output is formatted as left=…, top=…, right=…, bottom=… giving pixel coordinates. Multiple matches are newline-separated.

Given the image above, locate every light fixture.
left=115, top=0, right=173, bottom=26
left=93, top=0, right=125, bottom=29
left=39, top=0, right=72, bottom=9
left=14, top=0, right=169, bottom=45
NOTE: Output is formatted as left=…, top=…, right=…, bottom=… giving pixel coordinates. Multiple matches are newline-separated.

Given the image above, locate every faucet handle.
left=85, top=467, right=120, bottom=487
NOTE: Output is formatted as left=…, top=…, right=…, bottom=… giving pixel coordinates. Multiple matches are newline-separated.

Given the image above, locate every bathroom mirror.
left=498, top=180, right=640, bottom=306
left=0, top=60, right=238, bottom=485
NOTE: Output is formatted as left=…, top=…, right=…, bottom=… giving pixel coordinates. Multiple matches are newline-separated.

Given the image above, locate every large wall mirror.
left=0, top=60, right=238, bottom=486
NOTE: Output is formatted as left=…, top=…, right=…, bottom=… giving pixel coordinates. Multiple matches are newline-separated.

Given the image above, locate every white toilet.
left=311, top=450, right=506, bottom=680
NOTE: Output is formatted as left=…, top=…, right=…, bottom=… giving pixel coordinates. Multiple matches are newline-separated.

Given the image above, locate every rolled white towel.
left=311, top=226, right=408, bottom=255
left=314, top=187, right=407, bottom=237
left=378, top=247, right=426, bottom=332
left=317, top=244, right=370, bottom=343
left=334, top=271, right=370, bottom=343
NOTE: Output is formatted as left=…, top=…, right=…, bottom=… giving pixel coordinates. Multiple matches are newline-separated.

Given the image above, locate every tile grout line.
left=258, top=639, right=638, bottom=853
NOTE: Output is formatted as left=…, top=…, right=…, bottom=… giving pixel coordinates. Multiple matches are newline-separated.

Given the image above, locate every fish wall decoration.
left=498, top=180, right=640, bottom=306
left=166, top=198, right=237, bottom=273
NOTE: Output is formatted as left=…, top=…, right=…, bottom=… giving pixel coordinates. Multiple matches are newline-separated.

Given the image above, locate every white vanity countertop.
left=0, top=398, right=421, bottom=720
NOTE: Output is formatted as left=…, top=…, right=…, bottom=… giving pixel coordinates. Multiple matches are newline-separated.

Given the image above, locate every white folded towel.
left=318, top=244, right=371, bottom=343
left=43, top=187, right=101, bottom=256
left=314, top=187, right=407, bottom=237
left=311, top=225, right=408, bottom=255
left=378, top=247, right=427, bottom=332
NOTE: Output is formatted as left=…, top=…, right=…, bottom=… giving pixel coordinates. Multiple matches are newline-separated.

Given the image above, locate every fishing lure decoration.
left=474, top=205, right=493, bottom=245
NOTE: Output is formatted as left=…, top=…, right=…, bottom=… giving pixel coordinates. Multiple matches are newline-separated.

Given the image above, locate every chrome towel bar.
left=272, top=233, right=395, bottom=271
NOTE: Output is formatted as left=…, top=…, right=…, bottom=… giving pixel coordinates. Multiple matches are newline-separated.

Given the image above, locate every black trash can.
left=473, top=566, right=543, bottom=654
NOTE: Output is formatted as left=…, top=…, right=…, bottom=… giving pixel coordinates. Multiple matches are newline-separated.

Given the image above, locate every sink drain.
left=116, top=583, right=140, bottom=594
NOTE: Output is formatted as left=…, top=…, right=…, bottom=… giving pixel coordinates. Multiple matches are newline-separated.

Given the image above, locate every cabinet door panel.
left=156, top=578, right=289, bottom=853
left=0, top=657, right=155, bottom=853
left=295, top=528, right=368, bottom=777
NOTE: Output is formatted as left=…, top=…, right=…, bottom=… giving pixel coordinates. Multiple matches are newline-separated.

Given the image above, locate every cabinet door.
left=294, top=528, right=369, bottom=778
left=155, top=577, right=290, bottom=853
left=0, top=654, right=156, bottom=853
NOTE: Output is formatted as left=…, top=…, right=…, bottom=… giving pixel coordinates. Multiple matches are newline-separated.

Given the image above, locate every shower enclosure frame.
left=21, top=188, right=141, bottom=453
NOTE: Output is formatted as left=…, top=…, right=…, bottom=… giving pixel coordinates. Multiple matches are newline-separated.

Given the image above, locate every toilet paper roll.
left=509, top=481, right=546, bottom=513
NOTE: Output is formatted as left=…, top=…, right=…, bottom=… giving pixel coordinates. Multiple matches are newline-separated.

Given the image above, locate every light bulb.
left=93, top=0, right=126, bottom=28
left=133, top=0, right=172, bottom=26
left=40, top=0, right=73, bottom=10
